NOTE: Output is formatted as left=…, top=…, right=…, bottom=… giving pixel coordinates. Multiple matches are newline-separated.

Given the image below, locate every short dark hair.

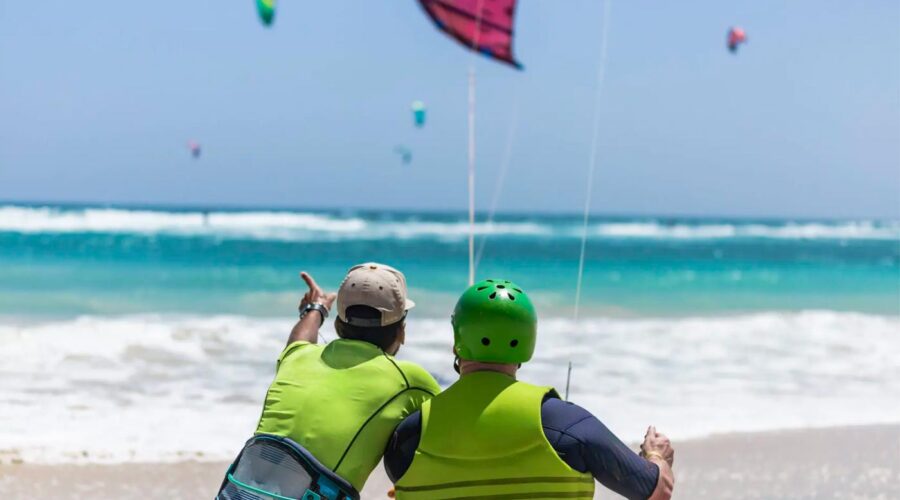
left=334, top=305, right=404, bottom=351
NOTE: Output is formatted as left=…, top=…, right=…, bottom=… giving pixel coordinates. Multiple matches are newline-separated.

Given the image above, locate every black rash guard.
left=384, top=396, right=659, bottom=500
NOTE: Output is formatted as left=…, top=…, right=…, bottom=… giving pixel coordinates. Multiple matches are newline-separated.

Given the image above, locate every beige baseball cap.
left=337, top=262, right=415, bottom=327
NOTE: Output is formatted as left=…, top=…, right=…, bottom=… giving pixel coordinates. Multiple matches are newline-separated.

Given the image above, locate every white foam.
left=522, top=311, right=900, bottom=439
left=1, top=205, right=896, bottom=241
left=0, top=315, right=284, bottom=463
left=0, top=311, right=898, bottom=464
left=0, top=206, right=366, bottom=237
left=591, top=221, right=900, bottom=240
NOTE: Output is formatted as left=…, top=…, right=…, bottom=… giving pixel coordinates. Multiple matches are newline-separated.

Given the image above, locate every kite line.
left=474, top=88, right=520, bottom=272
left=567, top=0, right=613, bottom=402
left=574, top=0, right=613, bottom=322
left=466, top=0, right=486, bottom=286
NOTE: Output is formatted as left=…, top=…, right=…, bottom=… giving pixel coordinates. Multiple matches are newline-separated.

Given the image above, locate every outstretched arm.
left=286, top=271, right=336, bottom=346
left=541, top=398, right=674, bottom=500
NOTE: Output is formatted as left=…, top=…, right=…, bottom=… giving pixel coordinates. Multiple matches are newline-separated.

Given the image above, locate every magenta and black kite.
left=418, top=0, right=523, bottom=69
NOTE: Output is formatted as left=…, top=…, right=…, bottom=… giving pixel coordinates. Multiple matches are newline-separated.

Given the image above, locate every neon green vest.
left=395, top=371, right=595, bottom=499
left=256, top=339, right=439, bottom=492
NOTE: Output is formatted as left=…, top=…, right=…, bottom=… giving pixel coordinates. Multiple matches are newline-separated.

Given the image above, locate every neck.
left=458, top=359, right=517, bottom=378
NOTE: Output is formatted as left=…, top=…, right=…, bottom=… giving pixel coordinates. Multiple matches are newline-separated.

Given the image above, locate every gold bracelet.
left=642, top=450, right=665, bottom=462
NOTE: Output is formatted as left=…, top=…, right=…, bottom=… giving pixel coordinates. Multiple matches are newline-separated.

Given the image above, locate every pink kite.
left=418, top=0, right=523, bottom=69
left=187, top=140, right=201, bottom=159
left=727, top=26, right=747, bottom=53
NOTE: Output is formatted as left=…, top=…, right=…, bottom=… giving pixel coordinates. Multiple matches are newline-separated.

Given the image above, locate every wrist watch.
left=299, top=303, right=329, bottom=326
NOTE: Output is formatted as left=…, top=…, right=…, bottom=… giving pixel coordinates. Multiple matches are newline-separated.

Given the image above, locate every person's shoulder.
left=278, top=340, right=323, bottom=364
left=541, top=396, right=596, bottom=429
left=394, top=360, right=441, bottom=395
left=519, top=380, right=560, bottom=396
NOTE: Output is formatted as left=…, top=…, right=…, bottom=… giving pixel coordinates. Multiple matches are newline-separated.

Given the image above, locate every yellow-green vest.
left=256, top=339, right=440, bottom=492
left=395, top=370, right=595, bottom=499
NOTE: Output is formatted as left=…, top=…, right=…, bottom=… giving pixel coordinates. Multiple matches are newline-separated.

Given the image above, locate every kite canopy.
left=411, top=100, right=427, bottom=128
left=418, top=0, right=523, bottom=69
left=727, top=26, right=747, bottom=53
left=187, top=140, right=201, bottom=159
left=394, top=145, right=413, bottom=165
left=257, top=0, right=276, bottom=27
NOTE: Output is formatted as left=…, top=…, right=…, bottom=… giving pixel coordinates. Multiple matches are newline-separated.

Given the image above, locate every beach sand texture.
left=1, top=424, right=897, bottom=499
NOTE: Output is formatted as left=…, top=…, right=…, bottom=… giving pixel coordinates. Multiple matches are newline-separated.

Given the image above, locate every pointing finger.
left=300, top=272, right=321, bottom=293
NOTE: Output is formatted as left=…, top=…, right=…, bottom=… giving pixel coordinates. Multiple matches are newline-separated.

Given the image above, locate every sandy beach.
left=1, top=424, right=896, bottom=499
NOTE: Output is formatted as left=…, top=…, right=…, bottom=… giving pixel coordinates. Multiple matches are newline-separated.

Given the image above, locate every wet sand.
left=1, top=424, right=897, bottom=499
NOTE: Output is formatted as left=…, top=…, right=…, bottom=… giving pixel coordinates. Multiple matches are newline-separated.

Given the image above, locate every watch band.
left=299, top=303, right=329, bottom=326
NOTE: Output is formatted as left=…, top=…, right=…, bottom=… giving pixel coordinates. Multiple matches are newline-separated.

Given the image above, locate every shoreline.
left=2, top=423, right=897, bottom=499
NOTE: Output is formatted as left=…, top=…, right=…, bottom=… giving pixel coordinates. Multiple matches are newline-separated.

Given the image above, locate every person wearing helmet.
left=385, top=279, right=675, bottom=500
left=218, top=264, right=440, bottom=500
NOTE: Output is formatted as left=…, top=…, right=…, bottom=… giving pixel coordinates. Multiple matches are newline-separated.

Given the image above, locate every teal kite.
left=257, top=0, right=276, bottom=26
left=411, top=100, right=426, bottom=128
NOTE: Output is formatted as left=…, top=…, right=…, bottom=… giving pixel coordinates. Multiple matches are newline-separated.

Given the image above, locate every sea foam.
left=0, top=311, right=897, bottom=464
left=0, top=205, right=896, bottom=241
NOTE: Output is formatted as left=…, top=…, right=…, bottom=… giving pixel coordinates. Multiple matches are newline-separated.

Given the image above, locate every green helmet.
left=451, top=279, right=537, bottom=364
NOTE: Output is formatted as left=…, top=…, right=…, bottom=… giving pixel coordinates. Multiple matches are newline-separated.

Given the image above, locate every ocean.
left=1, top=203, right=898, bottom=464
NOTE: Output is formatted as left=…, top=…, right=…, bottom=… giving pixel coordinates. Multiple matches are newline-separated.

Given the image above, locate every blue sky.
left=1, top=0, right=898, bottom=218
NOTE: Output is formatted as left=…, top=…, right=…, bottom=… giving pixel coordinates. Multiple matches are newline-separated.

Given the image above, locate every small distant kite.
left=727, top=27, right=747, bottom=53
left=418, top=0, right=523, bottom=69
left=257, top=0, right=276, bottom=27
left=394, top=145, right=412, bottom=165
left=411, top=100, right=427, bottom=128
left=187, top=140, right=201, bottom=159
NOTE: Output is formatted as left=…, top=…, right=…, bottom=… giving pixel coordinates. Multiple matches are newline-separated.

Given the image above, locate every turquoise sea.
left=2, top=203, right=898, bottom=317
left=0, top=203, right=898, bottom=463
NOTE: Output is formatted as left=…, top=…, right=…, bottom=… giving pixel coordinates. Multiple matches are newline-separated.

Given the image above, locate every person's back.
left=218, top=263, right=439, bottom=499
left=396, top=369, right=594, bottom=498
left=387, top=279, right=675, bottom=500
left=256, top=338, right=437, bottom=490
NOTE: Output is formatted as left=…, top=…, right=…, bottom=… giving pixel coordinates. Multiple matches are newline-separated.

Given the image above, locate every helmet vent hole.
left=486, top=279, right=494, bottom=283
left=510, top=339, right=518, bottom=347
left=508, top=293, right=516, bottom=301
left=481, top=337, right=491, bottom=346
left=477, top=286, right=488, bottom=291
left=489, top=292, right=497, bottom=299
left=496, top=285, right=505, bottom=289
left=513, top=288, right=522, bottom=293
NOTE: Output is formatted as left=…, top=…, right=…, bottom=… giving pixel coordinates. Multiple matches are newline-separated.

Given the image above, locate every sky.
left=1, top=0, right=898, bottom=218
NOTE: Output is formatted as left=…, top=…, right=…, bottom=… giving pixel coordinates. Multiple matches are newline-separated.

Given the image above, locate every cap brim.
left=405, top=298, right=415, bottom=310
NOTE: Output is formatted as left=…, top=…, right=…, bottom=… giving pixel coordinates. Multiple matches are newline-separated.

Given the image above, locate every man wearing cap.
left=238, top=263, right=440, bottom=497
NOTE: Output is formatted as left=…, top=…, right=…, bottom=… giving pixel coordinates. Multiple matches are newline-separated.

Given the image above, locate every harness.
left=216, top=434, right=360, bottom=500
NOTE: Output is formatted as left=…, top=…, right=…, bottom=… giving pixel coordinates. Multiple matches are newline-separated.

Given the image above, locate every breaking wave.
left=0, top=205, right=897, bottom=242
left=1, top=311, right=897, bottom=463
